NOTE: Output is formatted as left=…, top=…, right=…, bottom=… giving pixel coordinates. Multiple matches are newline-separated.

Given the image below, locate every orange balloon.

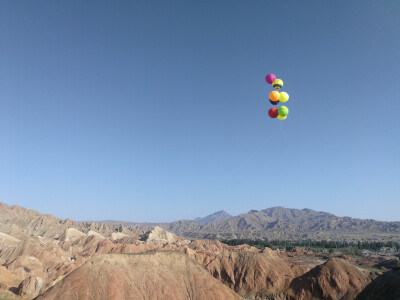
left=269, top=91, right=280, bottom=102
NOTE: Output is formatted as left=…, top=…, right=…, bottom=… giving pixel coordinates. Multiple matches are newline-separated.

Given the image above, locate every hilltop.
left=194, top=210, right=232, bottom=225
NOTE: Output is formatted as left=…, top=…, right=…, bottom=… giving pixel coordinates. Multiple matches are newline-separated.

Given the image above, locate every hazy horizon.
left=3, top=200, right=399, bottom=223
left=1, top=1, right=399, bottom=222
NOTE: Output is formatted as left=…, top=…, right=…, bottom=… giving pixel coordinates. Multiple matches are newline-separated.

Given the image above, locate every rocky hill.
left=355, top=268, right=400, bottom=300
left=205, top=248, right=303, bottom=299
left=35, top=251, right=243, bottom=300
left=285, top=258, right=374, bottom=300
left=0, top=202, right=143, bottom=240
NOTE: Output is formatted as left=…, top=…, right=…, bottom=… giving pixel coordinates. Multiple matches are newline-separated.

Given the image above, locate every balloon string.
left=280, top=119, right=286, bottom=178
left=235, top=127, right=281, bottom=171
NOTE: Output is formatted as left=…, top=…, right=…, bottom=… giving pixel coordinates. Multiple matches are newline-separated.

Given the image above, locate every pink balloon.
left=265, top=74, right=276, bottom=84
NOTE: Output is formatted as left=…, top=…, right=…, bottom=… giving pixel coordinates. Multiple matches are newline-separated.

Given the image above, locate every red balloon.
left=268, top=107, right=278, bottom=118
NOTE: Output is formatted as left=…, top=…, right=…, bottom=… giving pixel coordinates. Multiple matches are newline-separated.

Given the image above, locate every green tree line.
left=220, top=239, right=400, bottom=255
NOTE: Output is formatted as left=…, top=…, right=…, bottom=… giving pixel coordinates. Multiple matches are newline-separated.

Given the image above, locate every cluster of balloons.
left=265, top=74, right=289, bottom=120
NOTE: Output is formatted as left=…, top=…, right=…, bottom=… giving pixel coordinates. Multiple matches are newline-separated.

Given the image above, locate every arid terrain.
left=99, top=207, right=400, bottom=242
left=1, top=201, right=399, bottom=299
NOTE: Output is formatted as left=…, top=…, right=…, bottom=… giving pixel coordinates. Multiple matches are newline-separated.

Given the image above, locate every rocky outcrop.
left=17, top=276, right=43, bottom=298
left=185, top=239, right=259, bottom=266
left=206, top=249, right=301, bottom=299
left=140, top=226, right=178, bottom=243
left=0, top=232, right=21, bottom=248
left=111, top=232, right=128, bottom=240
left=0, top=202, right=140, bottom=240
left=59, top=228, right=87, bottom=242
left=87, top=230, right=105, bottom=240
left=36, top=251, right=244, bottom=300
left=0, top=266, right=22, bottom=292
left=0, top=236, right=81, bottom=284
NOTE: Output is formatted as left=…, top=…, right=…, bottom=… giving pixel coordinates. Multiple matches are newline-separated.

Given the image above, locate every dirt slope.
left=35, top=251, right=244, bottom=300
left=285, top=258, right=374, bottom=300
left=206, top=248, right=302, bottom=299
left=355, top=269, right=400, bottom=300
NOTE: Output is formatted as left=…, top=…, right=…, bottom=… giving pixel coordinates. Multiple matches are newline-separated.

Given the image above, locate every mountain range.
left=99, top=206, right=400, bottom=242
left=2, top=201, right=399, bottom=242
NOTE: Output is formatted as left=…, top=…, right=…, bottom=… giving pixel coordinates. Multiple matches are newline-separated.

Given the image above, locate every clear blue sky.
left=1, top=0, right=399, bottom=222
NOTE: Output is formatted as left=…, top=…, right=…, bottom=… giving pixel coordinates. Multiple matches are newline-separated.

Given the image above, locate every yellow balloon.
left=279, top=92, right=289, bottom=102
left=277, top=115, right=287, bottom=120
left=272, top=79, right=283, bottom=89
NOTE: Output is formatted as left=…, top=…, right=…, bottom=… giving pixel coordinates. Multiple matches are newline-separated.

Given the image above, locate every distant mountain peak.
left=194, top=210, right=232, bottom=226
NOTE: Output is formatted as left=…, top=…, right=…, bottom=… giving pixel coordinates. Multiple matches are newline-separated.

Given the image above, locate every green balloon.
left=278, top=106, right=289, bottom=117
